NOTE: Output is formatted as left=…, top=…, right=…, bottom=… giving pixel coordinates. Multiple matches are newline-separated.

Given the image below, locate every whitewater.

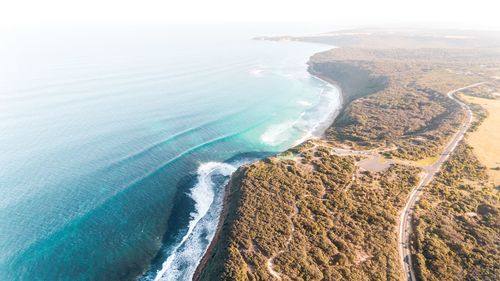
left=0, top=25, right=341, bottom=280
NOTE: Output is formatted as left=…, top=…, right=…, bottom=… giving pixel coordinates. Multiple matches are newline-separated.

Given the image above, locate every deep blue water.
left=0, top=25, right=340, bottom=280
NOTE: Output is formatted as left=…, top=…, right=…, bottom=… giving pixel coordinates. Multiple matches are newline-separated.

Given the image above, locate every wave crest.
left=260, top=83, right=341, bottom=147
left=151, top=162, right=236, bottom=281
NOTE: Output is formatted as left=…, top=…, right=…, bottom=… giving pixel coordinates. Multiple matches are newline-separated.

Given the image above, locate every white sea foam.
left=297, top=87, right=341, bottom=145
left=260, top=81, right=341, bottom=147
left=280, top=73, right=295, bottom=79
left=153, top=66, right=341, bottom=281
left=260, top=111, right=308, bottom=147
left=153, top=162, right=236, bottom=281
left=259, top=121, right=294, bottom=146
left=308, top=81, right=343, bottom=137
left=249, top=69, right=264, bottom=77
left=297, top=100, right=312, bottom=107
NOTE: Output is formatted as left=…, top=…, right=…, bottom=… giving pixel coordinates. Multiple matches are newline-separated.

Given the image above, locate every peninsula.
left=195, top=29, right=500, bottom=281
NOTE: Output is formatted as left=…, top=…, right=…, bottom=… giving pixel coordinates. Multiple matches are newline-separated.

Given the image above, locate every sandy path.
left=266, top=206, right=298, bottom=280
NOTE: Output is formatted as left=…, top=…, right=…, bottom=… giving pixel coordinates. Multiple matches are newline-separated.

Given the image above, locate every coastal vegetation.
left=196, top=29, right=500, bottom=280
left=412, top=142, right=499, bottom=280
left=309, top=48, right=485, bottom=160
left=198, top=140, right=421, bottom=281
left=460, top=83, right=500, bottom=100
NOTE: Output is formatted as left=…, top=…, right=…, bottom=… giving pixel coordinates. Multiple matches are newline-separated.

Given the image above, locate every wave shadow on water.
left=140, top=151, right=274, bottom=281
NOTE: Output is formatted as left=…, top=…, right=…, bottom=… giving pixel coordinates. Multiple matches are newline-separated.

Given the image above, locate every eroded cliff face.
left=308, top=59, right=388, bottom=104
left=308, top=58, right=389, bottom=141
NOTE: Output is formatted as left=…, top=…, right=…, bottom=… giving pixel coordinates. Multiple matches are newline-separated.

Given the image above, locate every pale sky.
left=1, top=0, right=499, bottom=30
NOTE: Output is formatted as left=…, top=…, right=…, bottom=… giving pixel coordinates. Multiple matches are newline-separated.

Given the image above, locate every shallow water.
left=0, top=25, right=340, bottom=280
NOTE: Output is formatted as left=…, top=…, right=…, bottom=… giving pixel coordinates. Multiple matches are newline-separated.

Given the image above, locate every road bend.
left=398, top=82, right=485, bottom=281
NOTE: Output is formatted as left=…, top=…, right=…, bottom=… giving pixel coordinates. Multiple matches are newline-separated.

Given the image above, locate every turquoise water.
left=0, top=25, right=340, bottom=280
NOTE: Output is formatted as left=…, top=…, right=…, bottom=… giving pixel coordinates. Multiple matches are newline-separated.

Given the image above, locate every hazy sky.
left=1, top=0, right=499, bottom=30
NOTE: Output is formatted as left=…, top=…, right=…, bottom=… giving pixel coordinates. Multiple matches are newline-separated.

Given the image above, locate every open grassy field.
left=462, top=94, right=500, bottom=185
left=412, top=156, right=439, bottom=166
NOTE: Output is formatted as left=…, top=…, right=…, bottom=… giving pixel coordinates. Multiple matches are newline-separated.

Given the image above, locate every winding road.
left=398, top=82, right=485, bottom=281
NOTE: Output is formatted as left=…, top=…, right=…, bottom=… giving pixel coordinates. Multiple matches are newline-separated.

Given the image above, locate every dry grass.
left=462, top=95, right=500, bottom=185
left=412, top=156, right=439, bottom=166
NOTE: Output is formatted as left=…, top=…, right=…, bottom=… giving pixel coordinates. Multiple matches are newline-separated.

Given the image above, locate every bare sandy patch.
left=355, top=250, right=373, bottom=265
left=357, top=156, right=394, bottom=172
left=465, top=212, right=478, bottom=217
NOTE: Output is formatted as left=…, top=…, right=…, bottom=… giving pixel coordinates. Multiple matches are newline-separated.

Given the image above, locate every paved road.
left=398, top=82, right=484, bottom=281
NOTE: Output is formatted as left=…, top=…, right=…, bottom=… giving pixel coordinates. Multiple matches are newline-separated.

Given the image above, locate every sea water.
left=0, top=25, right=341, bottom=280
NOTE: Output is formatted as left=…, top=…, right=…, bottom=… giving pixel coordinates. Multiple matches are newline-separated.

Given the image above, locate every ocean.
left=0, top=25, right=341, bottom=280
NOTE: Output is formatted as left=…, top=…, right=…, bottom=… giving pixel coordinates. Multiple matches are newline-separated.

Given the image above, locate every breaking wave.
left=260, top=82, right=341, bottom=147
left=150, top=162, right=237, bottom=281
left=297, top=100, right=312, bottom=107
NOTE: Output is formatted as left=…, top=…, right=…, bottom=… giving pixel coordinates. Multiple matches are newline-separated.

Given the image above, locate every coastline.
left=191, top=168, right=244, bottom=281
left=308, top=70, right=345, bottom=105
left=192, top=59, right=347, bottom=280
left=191, top=30, right=500, bottom=281
left=293, top=76, right=343, bottom=144
left=306, top=70, right=345, bottom=140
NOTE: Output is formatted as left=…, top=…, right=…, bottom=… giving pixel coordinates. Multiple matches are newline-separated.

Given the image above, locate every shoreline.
left=312, top=75, right=344, bottom=136
left=190, top=30, right=500, bottom=281
left=191, top=168, right=242, bottom=281
left=192, top=60, right=347, bottom=280
left=293, top=75, right=343, bottom=145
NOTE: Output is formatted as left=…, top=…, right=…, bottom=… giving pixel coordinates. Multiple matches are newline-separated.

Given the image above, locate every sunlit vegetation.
left=309, top=48, right=484, bottom=160
left=413, top=156, right=438, bottom=166
left=412, top=142, right=499, bottom=280
left=196, top=30, right=500, bottom=281
left=460, top=85, right=499, bottom=100
left=198, top=140, right=421, bottom=280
